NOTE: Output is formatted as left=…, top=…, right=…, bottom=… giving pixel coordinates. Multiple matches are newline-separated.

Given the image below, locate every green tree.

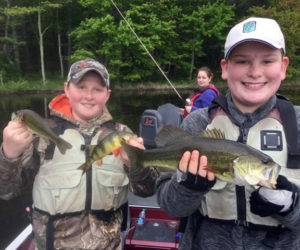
left=0, top=0, right=35, bottom=82
left=72, top=0, right=179, bottom=83
left=177, top=0, right=234, bottom=79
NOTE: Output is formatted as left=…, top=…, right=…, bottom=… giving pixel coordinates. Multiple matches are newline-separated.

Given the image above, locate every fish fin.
left=56, top=138, right=72, bottom=155
left=89, top=145, right=96, bottom=156
left=155, top=126, right=192, bottom=147
left=199, top=128, right=225, bottom=139
left=97, top=160, right=103, bottom=166
left=40, top=136, right=50, bottom=144
left=97, top=128, right=115, bottom=144
left=121, top=141, right=144, bottom=171
left=113, top=148, right=120, bottom=157
left=78, top=162, right=89, bottom=174
left=203, top=164, right=213, bottom=172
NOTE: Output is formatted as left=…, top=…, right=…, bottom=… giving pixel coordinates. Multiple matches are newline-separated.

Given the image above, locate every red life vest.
left=183, top=85, right=219, bottom=117
left=189, top=85, right=219, bottom=106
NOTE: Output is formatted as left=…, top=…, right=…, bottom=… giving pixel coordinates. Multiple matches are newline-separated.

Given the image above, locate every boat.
left=5, top=224, right=34, bottom=250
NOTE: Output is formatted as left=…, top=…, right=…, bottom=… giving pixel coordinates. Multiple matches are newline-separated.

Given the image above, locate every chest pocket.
left=92, top=154, right=129, bottom=211
left=247, top=117, right=287, bottom=167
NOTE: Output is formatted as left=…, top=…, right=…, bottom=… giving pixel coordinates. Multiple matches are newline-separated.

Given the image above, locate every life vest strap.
left=203, top=215, right=289, bottom=231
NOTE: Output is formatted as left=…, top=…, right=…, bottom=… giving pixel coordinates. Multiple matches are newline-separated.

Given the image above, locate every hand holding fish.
left=250, top=175, right=297, bottom=217
left=2, top=120, right=33, bottom=160
left=184, top=105, right=192, bottom=114
left=177, top=150, right=216, bottom=191
left=120, top=136, right=145, bottom=167
left=179, top=150, right=215, bottom=180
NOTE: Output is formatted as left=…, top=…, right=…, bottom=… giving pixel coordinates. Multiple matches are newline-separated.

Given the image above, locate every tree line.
left=1, top=0, right=300, bottom=86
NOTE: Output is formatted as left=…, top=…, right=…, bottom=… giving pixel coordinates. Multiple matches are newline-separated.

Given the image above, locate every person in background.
left=0, top=58, right=158, bottom=250
left=157, top=17, right=300, bottom=249
left=184, top=66, right=219, bottom=116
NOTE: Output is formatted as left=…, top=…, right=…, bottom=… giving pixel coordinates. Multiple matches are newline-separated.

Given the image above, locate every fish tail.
left=56, top=138, right=72, bottom=155
left=122, top=142, right=145, bottom=171
left=77, top=161, right=92, bottom=174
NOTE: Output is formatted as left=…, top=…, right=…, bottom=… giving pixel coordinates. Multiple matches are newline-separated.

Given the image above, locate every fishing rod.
left=110, top=0, right=183, bottom=100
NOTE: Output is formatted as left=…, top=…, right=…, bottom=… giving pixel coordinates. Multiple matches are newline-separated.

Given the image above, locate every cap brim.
left=70, top=68, right=108, bottom=86
left=225, top=38, right=283, bottom=60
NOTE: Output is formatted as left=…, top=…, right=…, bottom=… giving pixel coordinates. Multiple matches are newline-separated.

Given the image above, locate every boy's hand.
left=185, top=105, right=192, bottom=114
left=2, top=120, right=33, bottom=160
left=120, top=136, right=145, bottom=167
left=250, top=175, right=297, bottom=217
left=177, top=150, right=216, bottom=191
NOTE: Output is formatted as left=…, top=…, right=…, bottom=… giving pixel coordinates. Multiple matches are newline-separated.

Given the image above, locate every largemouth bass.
left=13, top=109, right=72, bottom=154
left=122, top=126, right=281, bottom=189
left=78, top=129, right=133, bottom=173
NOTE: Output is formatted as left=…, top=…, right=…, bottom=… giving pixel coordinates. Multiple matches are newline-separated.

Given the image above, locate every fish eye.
left=261, top=157, right=272, bottom=164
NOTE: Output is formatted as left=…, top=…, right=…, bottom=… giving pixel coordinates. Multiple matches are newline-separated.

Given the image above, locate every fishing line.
left=110, top=0, right=183, bottom=100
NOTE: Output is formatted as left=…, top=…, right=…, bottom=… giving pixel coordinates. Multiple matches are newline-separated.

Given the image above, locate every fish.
left=77, top=129, right=134, bottom=173
left=13, top=109, right=72, bottom=154
left=121, top=126, right=282, bottom=189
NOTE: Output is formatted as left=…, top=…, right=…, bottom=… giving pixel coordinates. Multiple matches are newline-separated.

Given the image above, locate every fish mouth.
left=242, top=82, right=267, bottom=89
left=12, top=111, right=24, bottom=121
left=261, top=163, right=281, bottom=189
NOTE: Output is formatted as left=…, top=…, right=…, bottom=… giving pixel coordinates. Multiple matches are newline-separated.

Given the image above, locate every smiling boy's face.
left=221, top=41, right=289, bottom=113
left=64, top=71, right=111, bottom=124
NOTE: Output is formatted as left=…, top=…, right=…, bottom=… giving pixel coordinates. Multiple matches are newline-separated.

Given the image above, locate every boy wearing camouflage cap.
left=0, top=58, right=157, bottom=249
left=157, top=17, right=300, bottom=249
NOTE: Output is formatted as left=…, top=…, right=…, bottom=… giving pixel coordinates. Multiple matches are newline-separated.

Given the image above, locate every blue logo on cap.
left=243, top=21, right=256, bottom=33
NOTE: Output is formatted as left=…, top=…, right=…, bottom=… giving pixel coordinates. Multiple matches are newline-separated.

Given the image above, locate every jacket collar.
left=226, top=90, right=277, bottom=128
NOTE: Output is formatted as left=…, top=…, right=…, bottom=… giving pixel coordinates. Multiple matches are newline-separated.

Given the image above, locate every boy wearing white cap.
left=0, top=58, right=157, bottom=249
left=157, top=17, right=300, bottom=249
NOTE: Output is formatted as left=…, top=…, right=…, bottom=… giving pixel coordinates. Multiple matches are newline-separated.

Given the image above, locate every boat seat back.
left=157, top=103, right=183, bottom=127
left=139, top=109, right=163, bottom=149
left=139, top=103, right=183, bottom=149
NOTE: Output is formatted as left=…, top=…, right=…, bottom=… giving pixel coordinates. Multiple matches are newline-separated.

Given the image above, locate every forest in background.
left=1, top=0, right=300, bottom=88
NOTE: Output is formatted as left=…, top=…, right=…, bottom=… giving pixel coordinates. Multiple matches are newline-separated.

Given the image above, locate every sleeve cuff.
left=0, top=144, right=20, bottom=164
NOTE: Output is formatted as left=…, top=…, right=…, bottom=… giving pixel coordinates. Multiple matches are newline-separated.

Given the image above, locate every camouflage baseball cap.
left=67, top=58, right=110, bottom=87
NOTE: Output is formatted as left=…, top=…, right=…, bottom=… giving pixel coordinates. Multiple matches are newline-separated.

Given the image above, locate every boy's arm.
left=156, top=108, right=213, bottom=216
left=156, top=173, right=205, bottom=217
left=0, top=120, right=37, bottom=200
left=271, top=105, right=300, bottom=231
left=120, top=136, right=159, bottom=197
left=156, top=152, right=215, bottom=217
left=0, top=142, right=37, bottom=200
left=273, top=185, right=300, bottom=232
left=127, top=165, right=159, bottom=197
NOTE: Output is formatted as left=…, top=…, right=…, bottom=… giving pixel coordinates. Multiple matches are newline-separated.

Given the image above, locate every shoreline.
left=1, top=83, right=300, bottom=95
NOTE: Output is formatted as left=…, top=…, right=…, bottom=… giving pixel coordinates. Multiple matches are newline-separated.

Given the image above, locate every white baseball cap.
left=224, top=17, right=285, bottom=59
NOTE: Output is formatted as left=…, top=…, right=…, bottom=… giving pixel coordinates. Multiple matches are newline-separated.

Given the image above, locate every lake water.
left=0, top=86, right=299, bottom=248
